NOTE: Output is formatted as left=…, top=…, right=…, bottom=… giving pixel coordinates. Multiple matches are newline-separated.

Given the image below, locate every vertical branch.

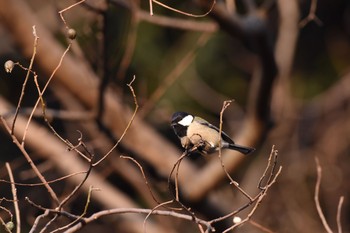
left=314, top=157, right=333, bottom=233
left=11, top=25, right=39, bottom=137
left=93, top=76, right=139, bottom=166
left=5, top=163, right=20, bottom=233
left=22, top=42, right=72, bottom=144
left=336, top=196, right=344, bottom=233
left=218, top=100, right=253, bottom=201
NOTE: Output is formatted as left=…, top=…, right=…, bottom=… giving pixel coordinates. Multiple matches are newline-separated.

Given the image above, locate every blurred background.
left=0, top=0, right=349, bottom=232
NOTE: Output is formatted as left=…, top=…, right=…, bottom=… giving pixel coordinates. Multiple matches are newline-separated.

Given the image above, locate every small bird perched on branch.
left=171, top=111, right=255, bottom=155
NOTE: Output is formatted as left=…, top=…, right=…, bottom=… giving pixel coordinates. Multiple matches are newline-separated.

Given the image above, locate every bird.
left=171, top=111, right=255, bottom=155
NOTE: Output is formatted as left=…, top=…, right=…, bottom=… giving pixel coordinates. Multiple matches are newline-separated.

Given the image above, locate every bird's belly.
left=187, top=122, right=220, bottom=151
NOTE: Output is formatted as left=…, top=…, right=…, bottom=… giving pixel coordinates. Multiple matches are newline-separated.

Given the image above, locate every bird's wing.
left=195, top=117, right=235, bottom=144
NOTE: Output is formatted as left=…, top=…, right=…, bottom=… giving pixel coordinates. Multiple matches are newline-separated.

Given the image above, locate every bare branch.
left=5, top=163, right=20, bottom=233
left=11, top=25, right=39, bottom=137
left=336, top=196, right=344, bottom=233
left=1, top=116, right=60, bottom=205
left=93, top=76, right=139, bottom=166
left=299, top=0, right=322, bottom=27
left=314, top=157, right=333, bottom=233
left=218, top=100, right=253, bottom=201
left=151, top=0, right=216, bottom=17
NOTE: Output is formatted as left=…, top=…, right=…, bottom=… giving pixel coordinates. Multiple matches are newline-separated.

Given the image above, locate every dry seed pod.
left=67, top=28, right=77, bottom=40
left=4, top=60, right=14, bottom=73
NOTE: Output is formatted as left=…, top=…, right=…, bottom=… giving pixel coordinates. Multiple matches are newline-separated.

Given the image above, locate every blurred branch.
left=271, top=0, right=299, bottom=125
left=139, top=33, right=211, bottom=118
left=117, top=1, right=139, bottom=80
left=299, top=0, right=322, bottom=27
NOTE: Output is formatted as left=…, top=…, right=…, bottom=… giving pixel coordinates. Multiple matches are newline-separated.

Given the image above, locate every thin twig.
left=51, top=186, right=99, bottom=233
left=0, top=218, right=12, bottom=233
left=39, top=214, right=58, bottom=233
left=168, top=150, right=190, bottom=201
left=314, top=157, right=333, bottom=233
left=65, top=207, right=212, bottom=233
left=5, top=163, right=20, bottom=233
left=58, top=155, right=94, bottom=209
left=299, top=0, right=322, bottom=27
left=93, top=76, right=139, bottom=166
left=1, top=116, right=60, bottom=205
left=0, top=171, right=87, bottom=187
left=210, top=146, right=281, bottom=227
left=29, top=210, right=50, bottom=233
left=336, top=196, right=344, bottom=233
left=22, top=39, right=72, bottom=144
left=142, top=200, right=174, bottom=233
left=151, top=0, right=216, bottom=17
left=11, top=25, right=39, bottom=137
left=223, top=166, right=282, bottom=232
left=218, top=100, right=253, bottom=201
left=58, top=0, right=86, bottom=29
left=120, top=156, right=161, bottom=204
left=249, top=219, right=276, bottom=233
left=258, top=145, right=278, bottom=189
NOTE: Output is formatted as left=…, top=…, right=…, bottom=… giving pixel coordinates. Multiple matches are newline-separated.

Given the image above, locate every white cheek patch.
left=178, top=115, right=193, bottom=126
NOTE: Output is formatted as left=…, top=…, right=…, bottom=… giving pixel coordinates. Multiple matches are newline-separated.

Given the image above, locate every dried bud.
left=6, top=221, right=14, bottom=231
left=67, top=28, right=77, bottom=40
left=4, top=60, right=14, bottom=73
left=233, top=216, right=241, bottom=224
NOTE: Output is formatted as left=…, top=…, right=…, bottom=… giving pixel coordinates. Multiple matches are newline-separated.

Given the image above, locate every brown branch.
left=120, top=155, right=161, bottom=205
left=0, top=97, right=168, bottom=233
left=314, top=157, right=333, bottom=233
left=29, top=209, right=50, bottom=233
left=58, top=0, right=86, bottom=29
left=0, top=0, right=198, bottom=187
left=138, top=10, right=218, bottom=32
left=1, top=117, right=60, bottom=205
left=336, top=196, right=344, bottom=233
left=93, top=76, right=139, bottom=166
left=299, top=0, right=322, bottom=27
left=151, top=0, right=216, bottom=17
left=210, top=146, right=281, bottom=226
left=181, top=0, right=278, bottom=201
left=5, top=163, right=20, bottom=233
left=218, top=100, right=253, bottom=201
left=65, top=207, right=213, bottom=233
left=249, top=219, right=276, bottom=233
left=11, top=25, right=39, bottom=137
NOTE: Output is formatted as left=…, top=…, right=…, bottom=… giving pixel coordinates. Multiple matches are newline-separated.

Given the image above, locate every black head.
left=171, top=111, right=193, bottom=138
left=171, top=112, right=190, bottom=125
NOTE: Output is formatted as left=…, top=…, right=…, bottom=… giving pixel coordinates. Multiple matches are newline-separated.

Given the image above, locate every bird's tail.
left=228, top=144, right=255, bottom=155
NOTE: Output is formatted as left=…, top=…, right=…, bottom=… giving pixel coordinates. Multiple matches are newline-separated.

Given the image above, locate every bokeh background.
left=0, top=0, right=349, bottom=232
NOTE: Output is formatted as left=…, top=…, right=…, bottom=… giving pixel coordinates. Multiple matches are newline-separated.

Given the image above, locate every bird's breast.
left=187, top=122, right=220, bottom=148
